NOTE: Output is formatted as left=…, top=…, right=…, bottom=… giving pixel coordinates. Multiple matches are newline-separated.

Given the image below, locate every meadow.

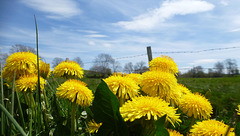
left=1, top=53, right=240, bottom=136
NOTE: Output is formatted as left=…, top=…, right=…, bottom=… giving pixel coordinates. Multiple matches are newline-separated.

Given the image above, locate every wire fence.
left=83, top=46, right=240, bottom=67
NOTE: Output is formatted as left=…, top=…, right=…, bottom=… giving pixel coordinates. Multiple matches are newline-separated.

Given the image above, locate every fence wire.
left=83, top=46, right=240, bottom=65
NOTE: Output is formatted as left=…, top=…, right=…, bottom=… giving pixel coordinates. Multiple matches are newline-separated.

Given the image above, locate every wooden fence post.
left=147, top=46, right=152, bottom=62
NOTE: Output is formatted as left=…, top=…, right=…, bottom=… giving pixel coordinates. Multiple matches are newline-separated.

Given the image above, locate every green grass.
left=178, top=75, right=240, bottom=123
left=45, top=75, right=240, bottom=125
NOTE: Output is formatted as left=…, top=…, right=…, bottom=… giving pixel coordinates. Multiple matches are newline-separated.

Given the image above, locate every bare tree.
left=112, top=60, right=122, bottom=73
left=225, top=59, right=238, bottom=75
left=124, top=62, right=134, bottom=73
left=73, top=57, right=84, bottom=67
left=9, top=44, right=36, bottom=54
left=186, top=66, right=204, bottom=77
left=90, top=53, right=114, bottom=74
left=214, top=62, right=224, bottom=75
left=134, top=61, right=147, bottom=73
left=0, top=52, right=8, bottom=65
left=52, top=57, right=64, bottom=68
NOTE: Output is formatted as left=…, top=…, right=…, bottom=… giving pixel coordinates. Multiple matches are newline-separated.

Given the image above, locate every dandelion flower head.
left=236, top=105, right=240, bottom=115
left=87, top=120, right=102, bottom=134
left=112, top=72, right=126, bottom=77
left=168, top=84, right=192, bottom=106
left=16, top=74, right=46, bottom=92
left=39, top=60, right=51, bottom=78
left=177, top=84, right=191, bottom=95
left=149, top=55, right=179, bottom=75
left=2, top=51, right=38, bottom=81
left=168, top=129, right=183, bottom=136
left=104, top=75, right=139, bottom=101
left=190, top=120, right=235, bottom=136
left=120, top=96, right=181, bottom=127
left=56, top=79, right=93, bottom=106
left=140, top=71, right=177, bottom=100
left=179, top=93, right=213, bottom=119
left=53, top=60, right=84, bottom=79
left=125, top=73, right=142, bottom=85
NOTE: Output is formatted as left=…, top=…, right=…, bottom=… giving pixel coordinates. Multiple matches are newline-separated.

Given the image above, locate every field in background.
left=46, top=75, right=240, bottom=124
left=178, top=76, right=240, bottom=123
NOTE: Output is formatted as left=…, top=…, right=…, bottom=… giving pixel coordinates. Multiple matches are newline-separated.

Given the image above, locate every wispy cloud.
left=84, top=34, right=108, bottom=38
left=189, top=59, right=222, bottom=66
left=229, top=28, right=240, bottom=32
left=116, top=0, right=214, bottom=31
left=20, top=0, right=81, bottom=19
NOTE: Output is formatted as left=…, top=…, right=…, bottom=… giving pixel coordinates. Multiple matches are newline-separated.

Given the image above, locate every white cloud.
left=220, top=0, right=228, bottom=6
left=88, top=41, right=96, bottom=46
left=189, top=59, right=221, bottom=65
left=84, top=34, right=108, bottom=38
left=229, top=28, right=240, bottom=32
left=103, top=43, right=111, bottom=47
left=21, top=0, right=81, bottom=19
left=116, top=0, right=215, bottom=31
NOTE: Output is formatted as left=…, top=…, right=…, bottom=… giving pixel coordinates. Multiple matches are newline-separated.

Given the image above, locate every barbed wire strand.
left=83, top=46, right=240, bottom=65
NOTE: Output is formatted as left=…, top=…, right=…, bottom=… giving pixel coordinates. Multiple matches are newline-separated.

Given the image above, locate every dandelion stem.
left=0, top=104, right=27, bottom=136
left=9, top=71, right=16, bottom=136
left=16, top=91, right=26, bottom=131
left=71, top=102, right=76, bottom=136
left=43, top=89, right=49, bottom=109
left=1, top=64, right=5, bottom=136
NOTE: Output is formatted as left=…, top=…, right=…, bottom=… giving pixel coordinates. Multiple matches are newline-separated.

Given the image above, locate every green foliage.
left=236, top=121, right=240, bottom=136
left=92, top=80, right=129, bottom=136
left=0, top=104, right=27, bottom=136
left=155, top=115, right=169, bottom=136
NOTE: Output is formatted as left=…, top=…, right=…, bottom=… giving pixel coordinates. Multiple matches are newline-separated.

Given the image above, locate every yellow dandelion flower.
left=39, top=60, right=51, bottom=78
left=2, top=52, right=38, bottom=81
left=125, top=73, right=142, bottom=85
left=166, top=87, right=182, bottom=106
left=140, top=71, right=177, bottom=101
left=120, top=96, right=181, bottom=127
left=112, top=72, right=126, bottom=77
left=190, top=120, right=235, bottom=136
left=236, top=105, right=240, bottom=115
left=178, top=84, right=191, bottom=95
left=149, top=55, right=179, bottom=75
left=53, top=60, right=84, bottom=79
left=87, top=120, right=102, bottom=133
left=56, top=79, right=93, bottom=107
left=168, top=129, right=183, bottom=136
left=168, top=84, right=192, bottom=106
left=104, top=75, right=139, bottom=101
left=179, top=93, right=213, bottom=119
left=15, top=74, right=46, bottom=92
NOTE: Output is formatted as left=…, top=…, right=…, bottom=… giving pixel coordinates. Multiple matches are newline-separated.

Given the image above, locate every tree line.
left=180, top=59, right=239, bottom=78
left=1, top=44, right=239, bottom=78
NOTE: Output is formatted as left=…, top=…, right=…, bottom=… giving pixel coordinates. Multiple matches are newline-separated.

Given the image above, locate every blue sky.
left=1, top=0, right=240, bottom=72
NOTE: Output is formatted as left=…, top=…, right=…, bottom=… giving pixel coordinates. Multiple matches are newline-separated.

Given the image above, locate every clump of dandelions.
left=53, top=60, right=84, bottom=79
left=149, top=55, right=179, bottom=75
left=56, top=79, right=93, bottom=107
left=179, top=93, right=213, bottom=119
left=190, top=120, right=235, bottom=136
left=120, top=96, right=181, bottom=127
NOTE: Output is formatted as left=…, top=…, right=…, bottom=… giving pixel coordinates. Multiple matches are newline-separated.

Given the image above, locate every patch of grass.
left=178, top=76, right=240, bottom=121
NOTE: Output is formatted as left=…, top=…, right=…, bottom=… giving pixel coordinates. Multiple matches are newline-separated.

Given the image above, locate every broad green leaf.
left=92, top=80, right=129, bottom=136
left=155, top=115, right=169, bottom=136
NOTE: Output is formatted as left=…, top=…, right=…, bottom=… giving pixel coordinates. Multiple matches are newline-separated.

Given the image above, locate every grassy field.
left=46, top=75, right=240, bottom=121
left=178, top=75, right=240, bottom=123
left=81, top=75, right=240, bottom=123
left=44, top=75, right=240, bottom=135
